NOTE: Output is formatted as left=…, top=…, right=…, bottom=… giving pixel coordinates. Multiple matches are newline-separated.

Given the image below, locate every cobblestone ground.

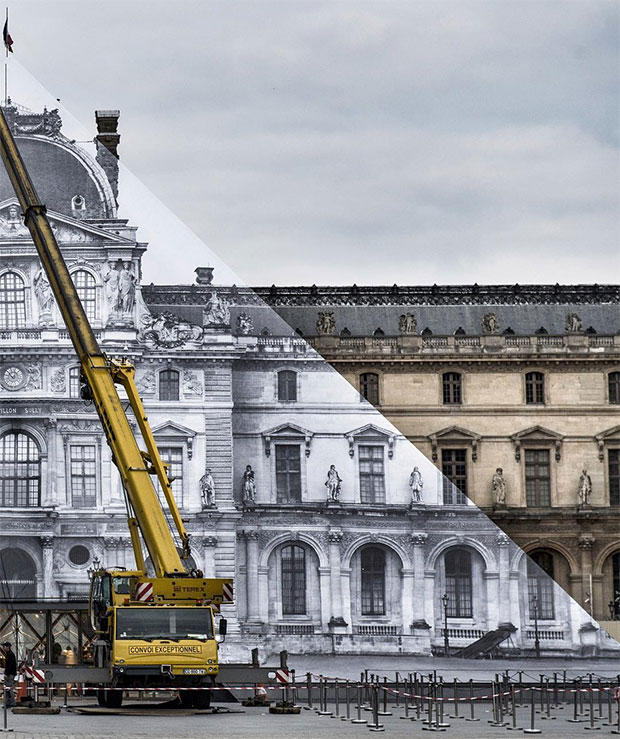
left=4, top=699, right=619, bottom=739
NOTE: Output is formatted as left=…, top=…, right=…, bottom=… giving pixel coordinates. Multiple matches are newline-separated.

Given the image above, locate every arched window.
left=442, top=372, right=462, bottom=405
left=527, top=551, right=554, bottom=620
left=0, top=432, right=41, bottom=507
left=72, top=270, right=97, bottom=322
left=159, top=369, right=180, bottom=401
left=612, top=552, right=620, bottom=619
left=361, top=547, right=385, bottom=615
left=360, top=373, right=379, bottom=405
left=0, top=548, right=37, bottom=600
left=609, top=372, right=620, bottom=405
left=0, top=271, right=26, bottom=329
left=525, top=372, right=545, bottom=404
left=281, top=545, right=306, bottom=615
left=68, top=367, right=81, bottom=398
left=445, top=549, right=472, bottom=617
left=277, top=370, right=297, bottom=402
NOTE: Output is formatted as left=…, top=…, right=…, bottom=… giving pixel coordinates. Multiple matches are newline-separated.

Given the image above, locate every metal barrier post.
left=506, top=685, right=521, bottom=731
left=518, top=671, right=524, bottom=706
left=597, top=680, right=603, bottom=721
left=604, top=686, right=614, bottom=727
left=318, top=677, right=332, bottom=716
left=552, top=672, right=559, bottom=708
left=333, top=678, right=340, bottom=719
left=395, top=671, right=400, bottom=708
left=400, top=674, right=410, bottom=720
left=352, top=683, right=366, bottom=724
left=1, top=684, right=13, bottom=734
left=415, top=674, right=421, bottom=721
left=540, top=677, right=554, bottom=720
left=567, top=679, right=581, bottom=722
left=342, top=680, right=350, bottom=721
left=451, top=677, right=460, bottom=719
left=63, top=685, right=68, bottom=709
left=306, top=672, right=312, bottom=709
left=523, top=687, right=541, bottom=734
left=378, top=676, right=391, bottom=716
left=368, top=684, right=384, bottom=732
left=579, top=677, right=585, bottom=717
left=466, top=678, right=478, bottom=721
left=584, top=686, right=600, bottom=731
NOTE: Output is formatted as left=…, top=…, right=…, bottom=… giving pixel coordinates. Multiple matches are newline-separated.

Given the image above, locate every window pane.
left=442, top=449, right=467, bottom=505
left=525, top=372, right=545, bottom=404
left=361, top=547, right=385, bottom=615
left=609, top=373, right=620, bottom=405
left=442, top=373, right=462, bottom=405
left=609, top=449, right=620, bottom=506
left=157, top=446, right=184, bottom=502
left=0, top=272, right=26, bottom=329
left=72, top=270, right=97, bottom=322
left=159, top=370, right=180, bottom=401
left=68, top=367, right=81, bottom=398
left=281, top=545, right=306, bottom=615
left=70, top=445, right=97, bottom=507
left=275, top=445, right=301, bottom=503
left=359, top=445, right=385, bottom=503
left=360, top=373, right=379, bottom=405
left=277, top=371, right=297, bottom=402
left=527, top=552, right=555, bottom=619
left=525, top=450, right=551, bottom=506
left=0, top=432, right=41, bottom=507
left=445, top=549, right=472, bottom=617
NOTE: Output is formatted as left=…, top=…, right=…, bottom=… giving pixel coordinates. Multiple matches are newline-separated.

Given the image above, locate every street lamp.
left=87, top=556, right=101, bottom=580
left=530, top=594, right=540, bottom=659
left=441, top=593, right=450, bottom=657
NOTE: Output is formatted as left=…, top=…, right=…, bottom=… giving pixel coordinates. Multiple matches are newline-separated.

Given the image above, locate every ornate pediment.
left=262, top=423, right=313, bottom=457
left=0, top=199, right=134, bottom=244
left=428, top=425, right=482, bottom=463
left=151, top=421, right=197, bottom=459
left=511, top=425, right=564, bottom=462
left=595, top=425, right=620, bottom=461
left=345, top=423, right=397, bottom=458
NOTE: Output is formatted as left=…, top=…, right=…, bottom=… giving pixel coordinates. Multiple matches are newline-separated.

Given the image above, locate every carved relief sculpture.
left=50, top=368, right=66, bottom=393
left=236, top=312, right=254, bottom=335
left=578, top=466, right=592, bottom=507
left=399, top=313, right=417, bottom=335
left=135, top=370, right=156, bottom=395
left=565, top=313, right=583, bottom=333
left=325, top=465, right=342, bottom=501
left=33, top=269, right=55, bottom=322
left=316, top=312, right=336, bottom=335
left=409, top=466, right=424, bottom=504
left=482, top=312, right=500, bottom=334
left=204, top=291, right=230, bottom=326
left=492, top=467, right=507, bottom=506
left=182, top=370, right=203, bottom=396
left=200, top=468, right=216, bottom=508
left=0, top=204, right=29, bottom=238
left=242, top=465, right=256, bottom=504
left=140, top=311, right=203, bottom=348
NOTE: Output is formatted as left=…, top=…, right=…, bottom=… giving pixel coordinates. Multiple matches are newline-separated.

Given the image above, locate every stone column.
left=244, top=530, right=260, bottom=623
left=328, top=530, right=346, bottom=630
left=318, top=566, right=332, bottom=630
left=40, top=536, right=57, bottom=599
left=497, top=533, right=511, bottom=625
left=411, top=533, right=428, bottom=625
left=201, top=536, right=218, bottom=578
left=578, top=534, right=595, bottom=616
left=401, top=568, right=415, bottom=629
left=44, top=418, right=57, bottom=506
left=257, top=565, right=270, bottom=623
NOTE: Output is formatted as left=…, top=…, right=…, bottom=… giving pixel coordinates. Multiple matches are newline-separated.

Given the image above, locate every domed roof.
left=0, top=105, right=116, bottom=219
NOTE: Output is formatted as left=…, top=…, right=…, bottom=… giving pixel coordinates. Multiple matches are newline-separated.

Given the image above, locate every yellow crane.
left=0, top=106, right=232, bottom=709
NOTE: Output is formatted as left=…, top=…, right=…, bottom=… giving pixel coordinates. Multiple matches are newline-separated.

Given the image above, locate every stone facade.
left=0, top=104, right=616, bottom=661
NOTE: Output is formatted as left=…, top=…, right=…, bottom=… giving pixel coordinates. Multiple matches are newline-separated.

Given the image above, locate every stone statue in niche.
left=33, top=269, right=55, bottom=320
left=204, top=291, right=230, bottom=325
left=118, top=263, right=136, bottom=313
left=325, top=465, right=342, bottom=501
left=316, top=312, right=336, bottom=335
left=565, top=313, right=582, bottom=333
left=482, top=312, right=500, bottom=334
left=399, top=313, right=417, bottom=335
left=200, top=468, right=215, bottom=508
left=578, top=466, right=592, bottom=507
left=0, top=204, right=29, bottom=237
left=236, top=313, right=254, bottom=335
left=242, top=465, right=256, bottom=504
left=492, top=467, right=507, bottom=506
left=409, top=466, right=424, bottom=504
left=103, top=262, right=120, bottom=313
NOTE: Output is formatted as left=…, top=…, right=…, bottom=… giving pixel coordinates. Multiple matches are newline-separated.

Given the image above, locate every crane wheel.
left=97, top=689, right=123, bottom=708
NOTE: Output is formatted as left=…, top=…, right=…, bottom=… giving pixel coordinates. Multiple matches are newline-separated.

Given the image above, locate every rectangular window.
left=277, top=371, right=297, bottom=402
left=359, top=445, right=385, bottom=504
left=158, top=446, right=184, bottom=503
left=527, top=577, right=554, bottom=620
left=525, top=450, right=551, bottom=506
left=275, top=444, right=301, bottom=503
left=281, top=545, right=306, bottom=615
left=525, top=372, right=545, bottom=404
left=361, top=548, right=385, bottom=615
left=442, top=449, right=468, bottom=505
left=70, top=445, right=97, bottom=507
left=609, top=449, right=620, bottom=506
left=442, top=373, right=462, bottom=405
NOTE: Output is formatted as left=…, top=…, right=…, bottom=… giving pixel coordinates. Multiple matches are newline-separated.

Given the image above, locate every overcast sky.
left=8, top=1, right=620, bottom=287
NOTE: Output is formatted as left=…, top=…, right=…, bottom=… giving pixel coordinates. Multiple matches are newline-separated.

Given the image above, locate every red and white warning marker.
left=135, top=581, right=154, bottom=602
left=275, top=669, right=290, bottom=684
left=222, top=582, right=233, bottom=603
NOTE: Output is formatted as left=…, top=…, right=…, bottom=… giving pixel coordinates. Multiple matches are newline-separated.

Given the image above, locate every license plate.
left=183, top=669, right=206, bottom=675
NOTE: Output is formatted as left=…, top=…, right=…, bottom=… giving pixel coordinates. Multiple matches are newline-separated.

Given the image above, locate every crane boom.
left=0, top=105, right=189, bottom=578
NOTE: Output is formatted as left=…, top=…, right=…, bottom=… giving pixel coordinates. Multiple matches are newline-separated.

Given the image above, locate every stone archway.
left=0, top=548, right=37, bottom=600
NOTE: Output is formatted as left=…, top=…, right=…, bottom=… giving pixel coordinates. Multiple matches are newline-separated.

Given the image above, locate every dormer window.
left=71, top=195, right=86, bottom=212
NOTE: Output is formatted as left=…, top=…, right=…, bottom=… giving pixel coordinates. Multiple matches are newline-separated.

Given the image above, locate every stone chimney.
left=94, top=110, right=120, bottom=205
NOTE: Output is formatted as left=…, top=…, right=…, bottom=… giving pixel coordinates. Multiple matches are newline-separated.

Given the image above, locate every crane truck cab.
left=90, top=570, right=229, bottom=707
